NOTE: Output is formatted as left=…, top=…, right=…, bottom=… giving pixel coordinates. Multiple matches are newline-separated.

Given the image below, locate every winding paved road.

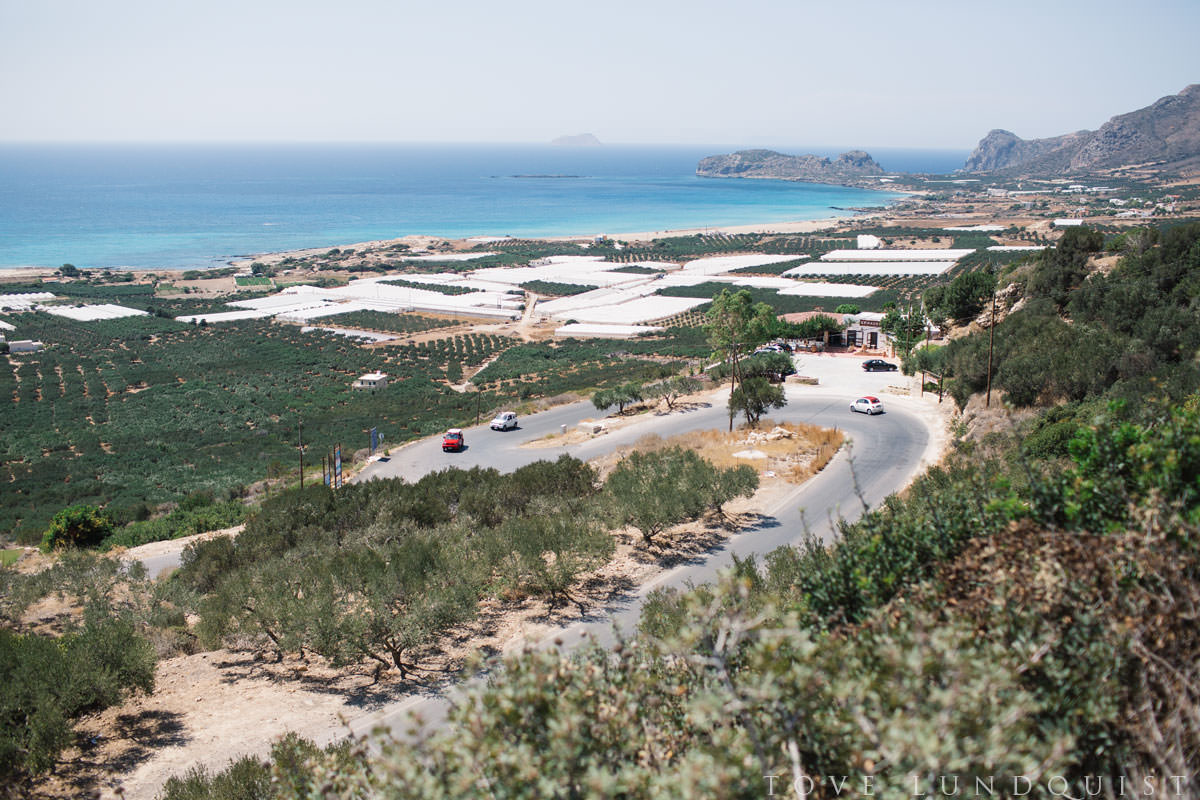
left=345, top=374, right=943, bottom=742
left=131, top=358, right=946, bottom=745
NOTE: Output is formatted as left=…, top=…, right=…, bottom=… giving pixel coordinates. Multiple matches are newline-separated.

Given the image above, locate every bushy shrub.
left=606, top=448, right=757, bottom=544
left=0, top=617, right=155, bottom=782
left=39, top=504, right=113, bottom=551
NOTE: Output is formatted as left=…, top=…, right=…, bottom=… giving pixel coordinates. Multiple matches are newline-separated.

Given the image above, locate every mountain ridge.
left=964, top=84, right=1200, bottom=175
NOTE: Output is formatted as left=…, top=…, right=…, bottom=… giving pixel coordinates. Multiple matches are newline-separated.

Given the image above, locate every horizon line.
left=0, top=139, right=975, bottom=152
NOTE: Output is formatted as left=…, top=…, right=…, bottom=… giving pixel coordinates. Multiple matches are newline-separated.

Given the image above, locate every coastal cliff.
left=964, top=84, right=1200, bottom=175
left=696, top=149, right=884, bottom=183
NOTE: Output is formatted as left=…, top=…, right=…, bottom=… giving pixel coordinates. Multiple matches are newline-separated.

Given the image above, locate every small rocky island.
left=551, top=133, right=602, bottom=146
left=696, top=148, right=884, bottom=183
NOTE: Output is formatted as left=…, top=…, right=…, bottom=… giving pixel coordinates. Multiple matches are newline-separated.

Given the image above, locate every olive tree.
left=606, top=448, right=758, bottom=545
left=728, top=376, right=786, bottom=427
left=644, top=376, right=703, bottom=411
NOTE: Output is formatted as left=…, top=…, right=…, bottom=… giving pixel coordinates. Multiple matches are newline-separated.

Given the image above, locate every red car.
left=442, top=428, right=465, bottom=452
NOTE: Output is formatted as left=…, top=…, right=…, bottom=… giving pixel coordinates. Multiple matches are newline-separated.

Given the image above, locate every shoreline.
left=0, top=176, right=911, bottom=276
left=0, top=210, right=891, bottom=280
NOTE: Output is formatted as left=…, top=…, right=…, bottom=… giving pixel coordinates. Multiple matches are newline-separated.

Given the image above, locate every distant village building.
left=1053, top=218, right=1085, bottom=227
left=8, top=340, right=43, bottom=354
left=779, top=310, right=920, bottom=353
left=843, top=312, right=888, bottom=351
left=352, top=371, right=388, bottom=390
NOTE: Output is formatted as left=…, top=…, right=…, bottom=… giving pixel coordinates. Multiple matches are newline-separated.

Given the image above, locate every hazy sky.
left=1, top=0, right=1196, bottom=149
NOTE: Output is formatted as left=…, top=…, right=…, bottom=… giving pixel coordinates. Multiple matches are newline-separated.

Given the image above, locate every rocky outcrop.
left=964, top=85, right=1200, bottom=175
left=696, top=149, right=884, bottom=182
left=963, top=129, right=1089, bottom=174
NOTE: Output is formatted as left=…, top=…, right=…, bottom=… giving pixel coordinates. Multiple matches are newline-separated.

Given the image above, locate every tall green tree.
left=706, top=289, right=778, bottom=429
left=705, top=290, right=776, bottom=390
left=881, top=307, right=929, bottom=357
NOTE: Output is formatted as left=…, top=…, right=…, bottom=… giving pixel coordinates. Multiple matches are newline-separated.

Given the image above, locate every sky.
left=1, top=0, right=1196, bottom=150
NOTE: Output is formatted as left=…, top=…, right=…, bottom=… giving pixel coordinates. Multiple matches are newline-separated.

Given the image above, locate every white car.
left=490, top=411, right=518, bottom=431
left=850, top=396, right=884, bottom=415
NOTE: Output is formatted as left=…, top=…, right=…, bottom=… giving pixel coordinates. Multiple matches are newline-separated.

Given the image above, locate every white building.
left=8, top=340, right=43, bottom=354
left=352, top=371, right=389, bottom=390
left=844, top=312, right=888, bottom=351
left=856, top=234, right=882, bottom=250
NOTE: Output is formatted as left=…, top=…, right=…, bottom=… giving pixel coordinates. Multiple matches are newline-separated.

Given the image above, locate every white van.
left=490, top=411, right=518, bottom=431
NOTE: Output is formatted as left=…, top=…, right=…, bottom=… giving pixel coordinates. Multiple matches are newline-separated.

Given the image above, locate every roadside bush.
left=157, top=733, right=354, bottom=800
left=39, top=504, right=113, bottom=551
left=100, top=501, right=246, bottom=550
left=607, top=448, right=757, bottom=545
left=741, top=351, right=795, bottom=382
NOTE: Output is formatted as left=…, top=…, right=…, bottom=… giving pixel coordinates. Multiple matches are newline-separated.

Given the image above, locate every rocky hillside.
left=964, top=84, right=1200, bottom=175
left=696, top=148, right=883, bottom=182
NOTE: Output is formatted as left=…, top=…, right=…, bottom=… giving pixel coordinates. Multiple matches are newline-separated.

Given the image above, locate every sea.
left=0, top=144, right=969, bottom=270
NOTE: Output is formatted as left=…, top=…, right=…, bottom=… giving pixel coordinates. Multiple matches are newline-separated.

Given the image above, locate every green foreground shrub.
left=0, top=618, right=155, bottom=781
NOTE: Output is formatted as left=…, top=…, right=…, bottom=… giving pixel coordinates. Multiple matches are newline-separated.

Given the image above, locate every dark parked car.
left=862, top=359, right=898, bottom=372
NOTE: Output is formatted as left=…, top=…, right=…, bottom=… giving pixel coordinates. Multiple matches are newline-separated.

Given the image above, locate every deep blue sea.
left=0, top=144, right=968, bottom=270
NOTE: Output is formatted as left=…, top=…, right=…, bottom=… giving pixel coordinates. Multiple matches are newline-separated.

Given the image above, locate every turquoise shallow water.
left=0, top=144, right=964, bottom=270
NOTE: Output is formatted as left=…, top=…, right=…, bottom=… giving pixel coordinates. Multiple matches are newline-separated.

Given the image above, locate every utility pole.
left=298, top=418, right=304, bottom=489
left=985, top=289, right=997, bottom=408
left=921, top=323, right=931, bottom=397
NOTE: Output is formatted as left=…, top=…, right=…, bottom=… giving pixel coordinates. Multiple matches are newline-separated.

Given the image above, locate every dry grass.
left=598, top=419, right=843, bottom=484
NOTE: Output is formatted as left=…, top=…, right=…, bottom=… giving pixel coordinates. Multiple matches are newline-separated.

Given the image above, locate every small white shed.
left=353, top=371, right=389, bottom=390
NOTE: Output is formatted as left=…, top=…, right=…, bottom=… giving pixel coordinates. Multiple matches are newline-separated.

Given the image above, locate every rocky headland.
left=696, top=148, right=884, bottom=183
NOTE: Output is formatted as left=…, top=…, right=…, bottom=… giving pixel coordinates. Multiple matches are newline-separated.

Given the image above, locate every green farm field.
left=0, top=309, right=708, bottom=542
